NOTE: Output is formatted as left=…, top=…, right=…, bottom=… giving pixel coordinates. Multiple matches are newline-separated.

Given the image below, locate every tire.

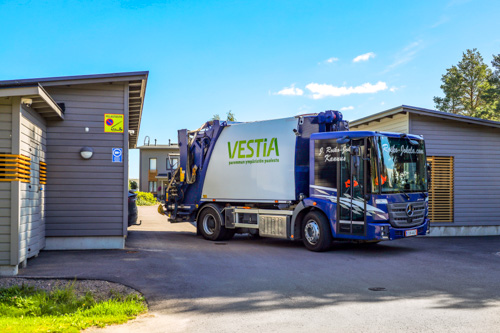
left=301, top=211, right=333, bottom=252
left=198, top=205, right=230, bottom=241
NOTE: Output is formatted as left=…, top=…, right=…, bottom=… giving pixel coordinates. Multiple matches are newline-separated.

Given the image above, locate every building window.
left=167, top=156, right=179, bottom=170
left=427, top=156, right=454, bottom=222
left=149, top=158, right=157, bottom=171
left=148, top=181, right=157, bottom=192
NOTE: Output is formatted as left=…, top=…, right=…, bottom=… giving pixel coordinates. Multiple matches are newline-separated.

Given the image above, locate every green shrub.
left=136, top=191, right=157, bottom=206
left=129, top=180, right=138, bottom=190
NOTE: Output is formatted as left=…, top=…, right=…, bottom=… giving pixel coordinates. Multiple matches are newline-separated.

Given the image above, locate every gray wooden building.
left=0, top=72, right=148, bottom=275
left=350, top=105, right=500, bottom=237
left=138, top=143, right=180, bottom=200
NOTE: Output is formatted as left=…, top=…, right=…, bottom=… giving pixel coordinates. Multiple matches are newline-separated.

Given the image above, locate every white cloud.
left=297, top=105, right=313, bottom=115
left=340, top=106, right=354, bottom=111
left=274, top=84, right=304, bottom=96
left=431, top=15, right=450, bottom=28
left=318, top=57, right=339, bottom=65
left=306, top=81, right=388, bottom=99
left=353, top=52, right=375, bottom=63
left=384, top=41, right=423, bottom=72
left=389, top=86, right=398, bottom=92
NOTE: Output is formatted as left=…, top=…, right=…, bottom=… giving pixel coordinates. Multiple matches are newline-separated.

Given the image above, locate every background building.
left=350, top=105, right=500, bottom=236
left=0, top=72, right=148, bottom=275
left=138, top=142, right=180, bottom=200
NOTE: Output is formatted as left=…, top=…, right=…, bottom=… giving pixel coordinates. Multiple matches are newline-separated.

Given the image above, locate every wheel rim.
left=304, top=220, right=320, bottom=245
left=202, top=213, right=216, bottom=235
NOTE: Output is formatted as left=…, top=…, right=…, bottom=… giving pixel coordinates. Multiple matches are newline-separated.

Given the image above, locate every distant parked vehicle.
left=128, top=190, right=138, bottom=226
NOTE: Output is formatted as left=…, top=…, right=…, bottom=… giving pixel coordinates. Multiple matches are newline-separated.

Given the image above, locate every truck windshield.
left=376, top=136, right=427, bottom=193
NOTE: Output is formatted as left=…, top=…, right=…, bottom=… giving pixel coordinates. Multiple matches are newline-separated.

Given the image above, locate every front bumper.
left=371, top=219, right=429, bottom=241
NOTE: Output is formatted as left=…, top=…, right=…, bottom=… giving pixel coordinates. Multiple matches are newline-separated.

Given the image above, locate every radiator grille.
left=387, top=201, right=426, bottom=227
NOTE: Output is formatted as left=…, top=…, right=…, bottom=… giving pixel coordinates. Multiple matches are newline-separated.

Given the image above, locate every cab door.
left=337, top=139, right=366, bottom=235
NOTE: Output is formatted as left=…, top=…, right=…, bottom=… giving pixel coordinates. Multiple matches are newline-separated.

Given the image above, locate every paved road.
left=19, top=206, right=500, bottom=332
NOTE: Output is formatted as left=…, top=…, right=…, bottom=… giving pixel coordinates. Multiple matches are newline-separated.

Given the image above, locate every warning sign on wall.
left=104, top=114, right=124, bottom=133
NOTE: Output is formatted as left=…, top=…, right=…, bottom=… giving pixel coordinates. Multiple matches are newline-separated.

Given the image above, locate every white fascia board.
left=37, top=85, right=64, bottom=119
left=0, top=86, right=39, bottom=97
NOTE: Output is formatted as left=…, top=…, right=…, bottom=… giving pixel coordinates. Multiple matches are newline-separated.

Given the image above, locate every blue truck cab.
left=305, top=130, right=429, bottom=246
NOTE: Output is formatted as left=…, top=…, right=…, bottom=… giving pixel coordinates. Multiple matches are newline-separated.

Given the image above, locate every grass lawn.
left=0, top=282, right=147, bottom=333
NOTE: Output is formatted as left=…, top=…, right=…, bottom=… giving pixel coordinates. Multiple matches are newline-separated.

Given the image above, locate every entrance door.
left=337, top=139, right=366, bottom=235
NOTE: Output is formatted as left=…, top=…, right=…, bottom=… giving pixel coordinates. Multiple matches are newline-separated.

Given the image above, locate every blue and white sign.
left=112, top=148, right=123, bottom=163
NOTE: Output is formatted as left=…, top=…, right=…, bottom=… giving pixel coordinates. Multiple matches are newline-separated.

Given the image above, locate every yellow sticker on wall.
left=104, top=114, right=124, bottom=133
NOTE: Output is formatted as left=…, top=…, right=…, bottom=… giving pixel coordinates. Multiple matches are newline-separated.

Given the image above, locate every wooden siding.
left=427, top=156, right=454, bottom=222
left=350, top=112, right=409, bottom=133
left=0, top=99, right=12, bottom=264
left=410, top=114, right=500, bottom=226
left=44, top=84, right=126, bottom=237
left=19, top=106, right=46, bottom=261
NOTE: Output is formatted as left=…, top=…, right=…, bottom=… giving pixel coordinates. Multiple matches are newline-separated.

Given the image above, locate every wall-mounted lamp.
left=21, top=98, right=33, bottom=107
left=80, top=147, right=94, bottom=160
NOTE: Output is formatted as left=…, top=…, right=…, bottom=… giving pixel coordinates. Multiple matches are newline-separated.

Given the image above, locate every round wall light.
left=80, top=147, right=94, bottom=160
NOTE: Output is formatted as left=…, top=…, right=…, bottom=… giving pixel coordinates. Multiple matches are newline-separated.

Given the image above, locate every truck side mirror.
left=336, top=136, right=350, bottom=144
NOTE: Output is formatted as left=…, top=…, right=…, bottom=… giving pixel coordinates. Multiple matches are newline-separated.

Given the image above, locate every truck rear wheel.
left=301, top=211, right=332, bottom=252
left=198, top=206, right=230, bottom=241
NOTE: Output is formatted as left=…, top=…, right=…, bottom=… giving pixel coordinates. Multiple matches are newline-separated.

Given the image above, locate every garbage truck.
left=158, top=111, right=430, bottom=251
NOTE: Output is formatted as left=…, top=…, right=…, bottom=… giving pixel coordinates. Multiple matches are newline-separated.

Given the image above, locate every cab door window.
left=314, top=139, right=340, bottom=188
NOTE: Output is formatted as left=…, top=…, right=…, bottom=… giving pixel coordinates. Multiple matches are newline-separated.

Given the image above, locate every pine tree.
left=482, top=54, right=500, bottom=121
left=212, top=111, right=236, bottom=121
left=226, top=110, right=236, bottom=121
left=434, top=49, right=495, bottom=120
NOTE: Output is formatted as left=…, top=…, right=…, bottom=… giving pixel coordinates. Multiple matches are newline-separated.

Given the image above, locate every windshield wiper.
left=400, top=188, right=410, bottom=200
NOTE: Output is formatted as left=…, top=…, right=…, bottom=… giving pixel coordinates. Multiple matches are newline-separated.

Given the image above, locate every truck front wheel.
left=302, top=211, right=333, bottom=252
left=198, top=206, right=229, bottom=241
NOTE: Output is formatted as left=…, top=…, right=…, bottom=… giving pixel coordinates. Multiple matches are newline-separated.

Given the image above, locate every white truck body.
left=201, top=117, right=298, bottom=202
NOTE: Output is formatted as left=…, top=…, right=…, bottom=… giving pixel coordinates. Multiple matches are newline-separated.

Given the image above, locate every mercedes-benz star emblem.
left=406, top=203, right=414, bottom=217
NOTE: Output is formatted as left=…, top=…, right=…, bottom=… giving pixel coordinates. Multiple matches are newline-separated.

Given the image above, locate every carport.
left=0, top=72, right=148, bottom=275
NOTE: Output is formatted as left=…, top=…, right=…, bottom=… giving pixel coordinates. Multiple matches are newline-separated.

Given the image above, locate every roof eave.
left=350, top=105, right=500, bottom=129
left=0, top=71, right=150, bottom=88
left=128, top=73, right=148, bottom=149
left=0, top=84, right=64, bottom=120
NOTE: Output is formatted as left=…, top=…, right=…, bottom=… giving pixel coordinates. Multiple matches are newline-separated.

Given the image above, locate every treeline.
left=434, top=49, right=499, bottom=121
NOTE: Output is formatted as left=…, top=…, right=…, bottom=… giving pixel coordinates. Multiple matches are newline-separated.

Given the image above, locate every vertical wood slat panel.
left=428, top=156, right=454, bottom=222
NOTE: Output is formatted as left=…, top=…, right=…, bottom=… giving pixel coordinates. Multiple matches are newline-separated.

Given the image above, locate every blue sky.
left=1, top=0, right=499, bottom=178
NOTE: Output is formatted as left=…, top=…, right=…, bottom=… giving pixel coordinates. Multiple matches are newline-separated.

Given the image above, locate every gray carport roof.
left=0, top=71, right=148, bottom=148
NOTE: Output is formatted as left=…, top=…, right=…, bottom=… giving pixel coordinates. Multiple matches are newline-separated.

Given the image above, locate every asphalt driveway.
left=16, top=206, right=500, bottom=332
